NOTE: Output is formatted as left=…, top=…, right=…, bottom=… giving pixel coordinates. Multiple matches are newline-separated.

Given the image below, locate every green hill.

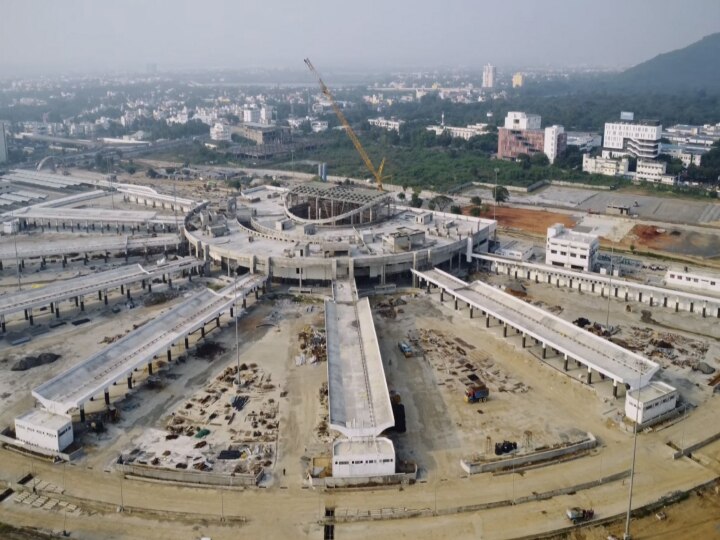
left=615, top=33, right=720, bottom=92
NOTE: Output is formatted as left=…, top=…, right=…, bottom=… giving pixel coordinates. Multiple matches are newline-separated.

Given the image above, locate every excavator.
left=304, top=58, right=388, bottom=191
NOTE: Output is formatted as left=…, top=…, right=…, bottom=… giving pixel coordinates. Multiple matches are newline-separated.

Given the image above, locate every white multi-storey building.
left=544, top=125, right=565, bottom=164
left=243, top=108, right=260, bottom=123
left=582, top=154, right=630, bottom=177
left=635, top=160, right=676, bottom=185
left=260, top=106, right=275, bottom=125
left=602, top=114, right=662, bottom=160
left=503, top=111, right=542, bottom=131
left=482, top=64, right=496, bottom=88
left=368, top=117, right=404, bottom=133
left=545, top=224, right=599, bottom=272
left=210, top=123, right=232, bottom=142
left=426, top=122, right=489, bottom=140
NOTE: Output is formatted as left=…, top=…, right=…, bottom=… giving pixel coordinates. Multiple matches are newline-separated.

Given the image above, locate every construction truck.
left=566, top=507, right=594, bottom=524
left=464, top=384, right=489, bottom=403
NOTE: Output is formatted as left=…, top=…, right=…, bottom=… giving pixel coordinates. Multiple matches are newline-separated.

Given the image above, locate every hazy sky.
left=1, top=0, right=719, bottom=75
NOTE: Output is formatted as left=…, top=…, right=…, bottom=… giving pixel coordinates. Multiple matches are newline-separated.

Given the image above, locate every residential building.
left=210, top=122, right=232, bottom=142
left=662, top=144, right=704, bottom=168
left=260, top=106, right=275, bottom=126
left=512, top=72, right=524, bottom=88
left=368, top=117, right=404, bottom=133
left=635, top=159, right=676, bottom=185
left=543, top=125, right=566, bottom=164
left=482, top=64, right=496, bottom=88
left=545, top=223, right=599, bottom=272
left=665, top=267, right=720, bottom=295
left=426, top=118, right=489, bottom=140
left=625, top=382, right=678, bottom=426
left=602, top=113, right=662, bottom=160
left=582, top=154, right=629, bottom=177
left=498, top=112, right=565, bottom=162
left=0, top=124, right=7, bottom=164
left=232, top=123, right=290, bottom=145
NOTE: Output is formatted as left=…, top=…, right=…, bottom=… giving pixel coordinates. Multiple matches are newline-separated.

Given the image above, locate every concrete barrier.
left=119, top=463, right=262, bottom=487
left=460, top=432, right=597, bottom=474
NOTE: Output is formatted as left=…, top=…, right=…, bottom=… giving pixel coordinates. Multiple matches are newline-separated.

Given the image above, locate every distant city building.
left=602, top=113, right=662, bottom=160
left=232, top=123, right=290, bottom=145
left=661, top=144, right=704, bottom=168
left=210, top=122, right=232, bottom=142
left=545, top=223, right=599, bottom=272
left=0, top=124, right=8, bottom=164
left=582, top=154, right=629, bottom=177
left=368, top=117, right=404, bottom=133
left=512, top=72, right=524, bottom=88
left=566, top=132, right=602, bottom=152
left=311, top=120, right=328, bottom=133
left=498, top=112, right=565, bottom=162
left=260, top=106, right=275, bottom=126
left=426, top=114, right=489, bottom=140
left=243, top=108, right=260, bottom=123
left=482, top=64, right=496, bottom=89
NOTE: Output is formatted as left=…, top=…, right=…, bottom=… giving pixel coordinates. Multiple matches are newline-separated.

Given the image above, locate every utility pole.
left=606, top=243, right=614, bottom=329
left=235, top=271, right=240, bottom=388
left=624, top=367, right=644, bottom=540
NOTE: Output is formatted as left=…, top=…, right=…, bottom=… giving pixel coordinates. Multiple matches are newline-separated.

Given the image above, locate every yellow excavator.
left=304, top=58, right=388, bottom=191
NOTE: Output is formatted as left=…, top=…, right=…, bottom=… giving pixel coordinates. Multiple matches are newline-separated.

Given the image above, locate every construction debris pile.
left=611, top=326, right=711, bottom=370
left=418, top=329, right=531, bottom=394
left=572, top=317, right=619, bottom=338
left=374, top=296, right=407, bottom=319
left=295, top=325, right=326, bottom=366
left=314, top=382, right=335, bottom=444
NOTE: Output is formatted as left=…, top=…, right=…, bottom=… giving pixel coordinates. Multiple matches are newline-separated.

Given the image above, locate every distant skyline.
left=1, top=0, right=719, bottom=77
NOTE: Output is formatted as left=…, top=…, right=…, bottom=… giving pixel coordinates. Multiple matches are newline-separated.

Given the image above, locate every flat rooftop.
left=333, top=437, right=394, bottom=456
left=0, top=234, right=182, bottom=260
left=414, top=268, right=658, bottom=387
left=627, top=381, right=677, bottom=402
left=33, top=275, right=265, bottom=415
left=16, top=409, right=71, bottom=429
left=325, top=291, right=393, bottom=438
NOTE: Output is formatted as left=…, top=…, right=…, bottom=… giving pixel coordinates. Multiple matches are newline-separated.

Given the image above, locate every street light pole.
left=624, top=368, right=643, bottom=540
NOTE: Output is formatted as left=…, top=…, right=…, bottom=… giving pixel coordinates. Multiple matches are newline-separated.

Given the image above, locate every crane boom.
left=304, top=58, right=385, bottom=190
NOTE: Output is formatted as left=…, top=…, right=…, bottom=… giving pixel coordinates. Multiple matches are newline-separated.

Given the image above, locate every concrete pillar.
left=1, top=317, right=5, bottom=333
left=649, top=296, right=653, bottom=307
left=201, top=327, right=205, bottom=338
left=185, top=337, right=190, bottom=349
left=254, top=288, right=258, bottom=299
left=440, top=290, right=444, bottom=302
left=542, top=345, right=547, bottom=359
left=613, top=380, right=618, bottom=398
left=638, top=292, right=642, bottom=303
left=216, top=317, right=221, bottom=328
left=127, top=376, right=133, bottom=390
left=24, top=309, right=29, bottom=320
left=162, top=274, right=167, bottom=283
left=690, top=302, right=694, bottom=313
left=675, top=301, right=679, bottom=312
left=148, top=283, right=152, bottom=293
left=50, top=302, right=55, bottom=314
left=469, top=307, right=474, bottom=319
left=663, top=297, right=668, bottom=307
left=167, top=350, right=172, bottom=363
left=79, top=406, right=86, bottom=423
left=563, top=357, right=568, bottom=371
left=148, top=362, right=153, bottom=375
left=126, top=288, right=131, bottom=300
left=521, top=335, right=526, bottom=348
left=55, top=307, right=60, bottom=319
left=586, top=368, right=592, bottom=385
left=29, top=311, right=34, bottom=326
left=75, top=296, right=79, bottom=307
left=230, top=307, right=234, bottom=318
left=104, top=292, right=108, bottom=305
left=454, top=297, right=458, bottom=310
left=120, top=284, right=124, bottom=295
left=104, top=389, right=110, bottom=405
left=486, top=314, right=490, bottom=328
left=503, top=323, right=508, bottom=337
left=168, top=278, right=172, bottom=288
left=98, top=290, right=103, bottom=300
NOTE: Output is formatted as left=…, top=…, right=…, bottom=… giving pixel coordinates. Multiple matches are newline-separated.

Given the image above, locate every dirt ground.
left=623, top=224, right=720, bottom=259
left=463, top=206, right=577, bottom=236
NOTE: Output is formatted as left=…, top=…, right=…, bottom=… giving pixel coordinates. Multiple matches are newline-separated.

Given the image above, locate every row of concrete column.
left=76, top=282, right=265, bottom=423
left=424, top=278, right=621, bottom=399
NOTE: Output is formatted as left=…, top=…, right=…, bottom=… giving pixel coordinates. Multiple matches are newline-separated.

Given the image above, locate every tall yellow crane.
left=304, top=58, right=387, bottom=191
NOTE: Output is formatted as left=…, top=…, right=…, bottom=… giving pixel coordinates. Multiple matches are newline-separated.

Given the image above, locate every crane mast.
left=304, top=58, right=386, bottom=191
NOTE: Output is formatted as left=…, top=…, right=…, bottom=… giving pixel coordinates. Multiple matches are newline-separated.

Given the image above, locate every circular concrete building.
left=184, top=182, right=496, bottom=287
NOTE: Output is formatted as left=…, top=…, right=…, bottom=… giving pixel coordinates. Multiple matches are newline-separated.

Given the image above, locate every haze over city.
left=1, top=0, right=720, bottom=75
